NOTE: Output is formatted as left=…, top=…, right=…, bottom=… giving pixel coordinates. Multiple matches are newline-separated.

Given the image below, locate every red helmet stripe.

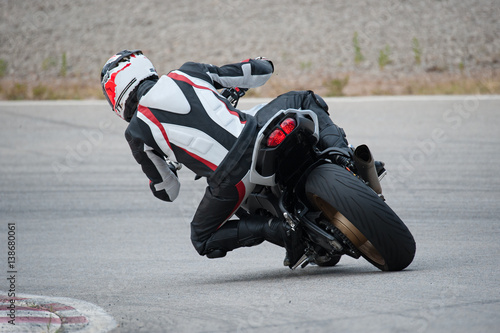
left=105, top=63, right=132, bottom=109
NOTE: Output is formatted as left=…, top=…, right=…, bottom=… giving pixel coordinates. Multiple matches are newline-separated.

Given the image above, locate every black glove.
left=221, top=87, right=247, bottom=107
left=254, top=56, right=274, bottom=71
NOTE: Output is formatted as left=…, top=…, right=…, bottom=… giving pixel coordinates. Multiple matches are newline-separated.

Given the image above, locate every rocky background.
left=1, top=0, right=499, bottom=98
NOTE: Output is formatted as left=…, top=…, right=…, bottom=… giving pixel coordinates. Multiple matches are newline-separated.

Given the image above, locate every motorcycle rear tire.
left=305, top=163, right=416, bottom=271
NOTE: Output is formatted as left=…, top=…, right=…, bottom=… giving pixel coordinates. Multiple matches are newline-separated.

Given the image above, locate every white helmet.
left=101, top=50, right=158, bottom=121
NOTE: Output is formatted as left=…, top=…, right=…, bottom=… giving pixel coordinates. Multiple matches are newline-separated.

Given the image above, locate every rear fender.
left=249, top=109, right=319, bottom=186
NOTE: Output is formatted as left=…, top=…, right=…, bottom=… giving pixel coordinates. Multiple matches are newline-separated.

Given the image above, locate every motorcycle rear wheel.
left=305, top=163, right=416, bottom=271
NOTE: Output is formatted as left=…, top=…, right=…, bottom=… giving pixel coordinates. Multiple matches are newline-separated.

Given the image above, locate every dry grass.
left=1, top=71, right=499, bottom=101
left=0, top=78, right=103, bottom=100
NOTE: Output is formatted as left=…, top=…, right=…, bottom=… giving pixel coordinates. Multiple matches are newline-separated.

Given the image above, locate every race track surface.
left=1, top=96, right=499, bottom=332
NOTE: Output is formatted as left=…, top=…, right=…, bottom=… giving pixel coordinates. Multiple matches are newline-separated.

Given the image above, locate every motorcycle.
left=225, top=88, right=416, bottom=271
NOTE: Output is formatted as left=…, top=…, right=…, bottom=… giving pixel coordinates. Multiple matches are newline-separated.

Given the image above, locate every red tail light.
left=280, top=118, right=296, bottom=134
left=266, top=118, right=297, bottom=147
left=267, top=129, right=286, bottom=147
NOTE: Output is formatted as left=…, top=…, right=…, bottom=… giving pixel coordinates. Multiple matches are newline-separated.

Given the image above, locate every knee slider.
left=206, top=249, right=227, bottom=259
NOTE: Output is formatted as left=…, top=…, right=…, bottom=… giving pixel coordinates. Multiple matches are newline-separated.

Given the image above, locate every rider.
left=100, top=50, right=351, bottom=268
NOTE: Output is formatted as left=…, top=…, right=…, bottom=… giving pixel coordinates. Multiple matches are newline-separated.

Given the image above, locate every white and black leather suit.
left=125, top=58, right=350, bottom=258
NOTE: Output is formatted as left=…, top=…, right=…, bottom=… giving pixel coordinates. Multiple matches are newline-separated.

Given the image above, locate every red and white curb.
left=0, top=292, right=116, bottom=332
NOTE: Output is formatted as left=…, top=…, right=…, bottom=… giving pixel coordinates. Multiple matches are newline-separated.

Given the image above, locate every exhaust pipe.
left=353, top=144, right=382, bottom=195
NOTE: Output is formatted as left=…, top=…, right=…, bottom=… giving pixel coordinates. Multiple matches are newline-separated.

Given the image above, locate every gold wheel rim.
left=311, top=195, right=386, bottom=266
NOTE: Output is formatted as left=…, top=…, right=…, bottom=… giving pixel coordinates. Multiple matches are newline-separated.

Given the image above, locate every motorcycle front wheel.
left=305, top=163, right=416, bottom=271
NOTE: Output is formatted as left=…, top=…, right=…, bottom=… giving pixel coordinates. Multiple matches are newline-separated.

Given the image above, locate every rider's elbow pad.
left=152, top=189, right=174, bottom=202
left=149, top=177, right=180, bottom=202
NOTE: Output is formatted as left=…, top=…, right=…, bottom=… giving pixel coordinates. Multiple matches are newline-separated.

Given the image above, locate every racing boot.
left=205, top=216, right=306, bottom=268
left=317, top=118, right=350, bottom=153
left=237, top=216, right=307, bottom=269
left=300, top=92, right=350, bottom=152
left=281, top=222, right=307, bottom=269
left=204, top=216, right=285, bottom=259
left=304, top=92, right=387, bottom=195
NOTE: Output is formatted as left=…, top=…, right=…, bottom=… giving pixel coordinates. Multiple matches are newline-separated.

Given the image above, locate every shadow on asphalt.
left=194, top=263, right=417, bottom=285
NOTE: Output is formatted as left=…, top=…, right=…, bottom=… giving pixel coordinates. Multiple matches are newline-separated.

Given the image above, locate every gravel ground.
left=1, top=0, right=499, bottom=95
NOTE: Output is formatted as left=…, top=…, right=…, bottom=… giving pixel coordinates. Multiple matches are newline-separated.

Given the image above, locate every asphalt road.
left=1, top=96, right=499, bottom=332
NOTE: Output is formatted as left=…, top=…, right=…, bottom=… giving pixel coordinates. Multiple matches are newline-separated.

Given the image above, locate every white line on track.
left=0, top=291, right=117, bottom=333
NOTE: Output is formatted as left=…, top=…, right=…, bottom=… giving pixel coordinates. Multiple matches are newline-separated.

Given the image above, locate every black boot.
left=245, top=217, right=307, bottom=269
left=204, top=216, right=307, bottom=268
left=315, top=112, right=351, bottom=153
left=204, top=216, right=285, bottom=259
left=204, top=222, right=241, bottom=258
left=281, top=222, right=307, bottom=269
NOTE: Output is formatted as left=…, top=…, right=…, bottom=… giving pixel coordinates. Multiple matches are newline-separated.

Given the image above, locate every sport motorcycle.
left=227, top=88, right=416, bottom=271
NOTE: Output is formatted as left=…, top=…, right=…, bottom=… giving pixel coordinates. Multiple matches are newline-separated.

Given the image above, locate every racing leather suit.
left=124, top=58, right=349, bottom=258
